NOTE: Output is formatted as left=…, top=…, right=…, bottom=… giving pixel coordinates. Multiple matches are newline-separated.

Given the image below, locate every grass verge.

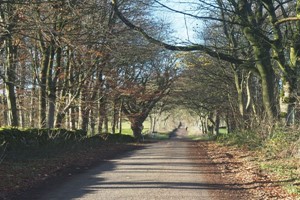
left=216, top=128, right=300, bottom=197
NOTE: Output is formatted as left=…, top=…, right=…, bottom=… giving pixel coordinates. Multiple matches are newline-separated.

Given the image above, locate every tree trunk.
left=30, top=80, right=36, bottom=127
left=214, top=111, right=220, bottom=136
left=81, top=96, right=90, bottom=132
left=233, top=69, right=244, bottom=118
left=5, top=40, right=19, bottom=127
left=48, top=47, right=61, bottom=128
left=90, top=109, right=96, bottom=135
left=2, top=90, right=8, bottom=126
left=237, top=0, right=278, bottom=121
left=104, top=116, right=109, bottom=133
left=149, top=115, right=153, bottom=133
left=225, top=114, right=231, bottom=134
left=39, top=47, right=51, bottom=128
left=81, top=111, right=89, bottom=132
left=71, top=107, right=77, bottom=130
left=111, top=97, right=119, bottom=134
left=17, top=65, right=26, bottom=128
left=243, top=28, right=278, bottom=120
left=56, top=112, right=65, bottom=128
left=55, top=49, right=78, bottom=129
left=152, top=116, right=157, bottom=133
left=47, top=45, right=55, bottom=126
left=280, top=76, right=297, bottom=125
left=204, top=115, right=209, bottom=134
left=118, top=100, right=123, bottom=134
left=130, top=117, right=144, bottom=140
left=98, top=96, right=107, bottom=133
left=258, top=61, right=277, bottom=120
left=97, top=106, right=103, bottom=134
left=279, top=3, right=300, bottom=125
left=97, top=98, right=103, bottom=134
left=263, top=0, right=299, bottom=126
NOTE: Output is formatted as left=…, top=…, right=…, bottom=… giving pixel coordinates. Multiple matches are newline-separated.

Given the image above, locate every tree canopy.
left=1, top=0, right=300, bottom=138
left=111, top=0, right=300, bottom=131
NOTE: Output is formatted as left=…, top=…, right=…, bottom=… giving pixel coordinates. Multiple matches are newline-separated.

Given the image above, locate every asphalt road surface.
left=28, top=129, right=245, bottom=200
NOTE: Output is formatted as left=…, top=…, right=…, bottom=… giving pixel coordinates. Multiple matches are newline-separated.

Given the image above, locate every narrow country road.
left=24, top=129, right=247, bottom=200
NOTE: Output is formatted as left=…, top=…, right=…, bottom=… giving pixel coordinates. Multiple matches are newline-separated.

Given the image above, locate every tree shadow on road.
left=13, top=131, right=293, bottom=200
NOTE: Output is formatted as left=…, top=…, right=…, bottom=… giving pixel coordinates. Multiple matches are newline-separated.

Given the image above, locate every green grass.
left=188, top=134, right=210, bottom=141
left=185, top=127, right=227, bottom=141
left=151, top=132, right=170, bottom=140
left=217, top=127, right=300, bottom=197
left=107, top=120, right=151, bottom=136
left=260, top=159, right=300, bottom=195
left=140, top=131, right=171, bottom=141
left=219, top=127, right=228, bottom=134
left=119, top=128, right=133, bottom=135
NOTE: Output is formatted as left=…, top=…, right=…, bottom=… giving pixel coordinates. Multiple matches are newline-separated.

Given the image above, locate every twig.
left=0, top=142, right=7, bottom=164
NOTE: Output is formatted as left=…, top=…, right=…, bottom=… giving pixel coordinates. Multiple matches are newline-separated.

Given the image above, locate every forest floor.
left=204, top=141, right=299, bottom=199
left=0, top=136, right=299, bottom=199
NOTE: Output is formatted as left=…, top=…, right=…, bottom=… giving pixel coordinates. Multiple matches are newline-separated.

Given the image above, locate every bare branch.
left=111, top=0, right=247, bottom=65
left=275, top=17, right=300, bottom=25
left=152, top=0, right=243, bottom=26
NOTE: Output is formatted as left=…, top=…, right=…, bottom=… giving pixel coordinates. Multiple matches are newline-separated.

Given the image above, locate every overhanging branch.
left=153, top=0, right=242, bottom=26
left=275, top=17, right=300, bottom=25
left=111, top=0, right=247, bottom=65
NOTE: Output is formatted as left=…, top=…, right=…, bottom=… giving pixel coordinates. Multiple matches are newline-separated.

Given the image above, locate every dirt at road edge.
left=193, top=140, right=297, bottom=200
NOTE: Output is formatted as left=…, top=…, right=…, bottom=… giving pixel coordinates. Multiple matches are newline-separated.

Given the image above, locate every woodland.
left=1, top=0, right=300, bottom=136
left=0, top=0, right=179, bottom=138
left=0, top=0, right=300, bottom=198
left=0, top=0, right=299, bottom=141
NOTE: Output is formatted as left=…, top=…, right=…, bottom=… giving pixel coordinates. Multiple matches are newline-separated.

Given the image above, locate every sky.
left=150, top=0, right=202, bottom=44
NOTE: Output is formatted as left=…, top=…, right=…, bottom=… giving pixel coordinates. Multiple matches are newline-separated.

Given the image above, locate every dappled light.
left=0, top=0, right=299, bottom=199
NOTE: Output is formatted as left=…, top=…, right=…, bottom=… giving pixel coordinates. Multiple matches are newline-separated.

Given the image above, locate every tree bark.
left=47, top=45, right=56, bottom=128
left=39, top=46, right=51, bottom=128
left=90, top=109, right=96, bottom=135
left=118, top=100, right=123, bottom=134
left=80, top=91, right=89, bottom=132
left=111, top=97, right=119, bottom=134
left=214, top=111, right=220, bottom=136
left=243, top=26, right=278, bottom=120
left=47, top=46, right=62, bottom=128
left=279, top=1, right=300, bottom=125
left=0, top=1, right=19, bottom=127
left=98, top=97, right=107, bottom=133
left=4, top=39, right=19, bottom=126
left=129, top=116, right=146, bottom=140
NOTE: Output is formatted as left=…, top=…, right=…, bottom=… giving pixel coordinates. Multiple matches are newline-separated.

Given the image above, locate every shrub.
left=217, top=130, right=263, bottom=150
left=217, top=126, right=300, bottom=159
left=263, top=128, right=300, bottom=159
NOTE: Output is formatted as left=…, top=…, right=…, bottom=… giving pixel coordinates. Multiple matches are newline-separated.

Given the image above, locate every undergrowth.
left=216, top=127, right=300, bottom=196
left=0, top=128, right=135, bottom=162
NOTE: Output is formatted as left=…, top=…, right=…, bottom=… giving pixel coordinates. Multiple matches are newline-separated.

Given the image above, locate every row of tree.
left=112, top=0, right=300, bottom=133
left=2, top=0, right=300, bottom=138
left=0, top=0, right=178, bottom=138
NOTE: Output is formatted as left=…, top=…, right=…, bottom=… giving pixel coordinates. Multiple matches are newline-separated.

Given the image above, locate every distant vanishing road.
left=24, top=129, right=247, bottom=200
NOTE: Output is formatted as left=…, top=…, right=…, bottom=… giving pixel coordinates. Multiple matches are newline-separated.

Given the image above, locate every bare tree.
left=111, top=0, right=300, bottom=126
left=119, top=53, right=178, bottom=139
